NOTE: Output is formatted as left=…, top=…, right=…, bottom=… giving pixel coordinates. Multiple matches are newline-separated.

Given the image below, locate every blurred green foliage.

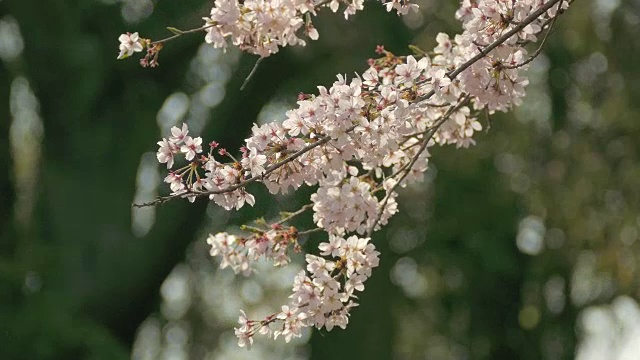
left=1, top=0, right=639, bottom=359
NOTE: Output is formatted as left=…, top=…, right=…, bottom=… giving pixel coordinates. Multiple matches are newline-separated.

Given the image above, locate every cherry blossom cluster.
left=138, top=0, right=571, bottom=347
left=116, top=0, right=418, bottom=64
left=158, top=123, right=258, bottom=208
left=207, top=224, right=301, bottom=277
left=233, top=235, right=380, bottom=347
left=202, top=0, right=418, bottom=57
left=311, top=176, right=384, bottom=236
left=453, top=0, right=569, bottom=111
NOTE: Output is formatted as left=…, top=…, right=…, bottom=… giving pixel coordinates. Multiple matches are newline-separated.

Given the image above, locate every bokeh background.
left=1, top=0, right=640, bottom=359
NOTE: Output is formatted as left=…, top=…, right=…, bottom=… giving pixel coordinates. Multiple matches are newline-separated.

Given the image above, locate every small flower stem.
left=297, top=228, right=323, bottom=236
left=276, top=204, right=314, bottom=225
left=151, top=24, right=217, bottom=45
left=240, top=57, right=265, bottom=91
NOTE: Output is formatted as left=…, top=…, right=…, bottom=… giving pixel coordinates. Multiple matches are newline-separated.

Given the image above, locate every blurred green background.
left=1, top=0, right=640, bottom=359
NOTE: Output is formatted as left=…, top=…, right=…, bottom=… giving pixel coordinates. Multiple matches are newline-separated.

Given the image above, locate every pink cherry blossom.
left=180, top=136, right=203, bottom=160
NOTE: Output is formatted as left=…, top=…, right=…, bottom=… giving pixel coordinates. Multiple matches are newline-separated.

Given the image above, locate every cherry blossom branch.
left=117, top=0, right=419, bottom=62
left=367, top=94, right=472, bottom=236
left=371, top=0, right=571, bottom=238
left=132, top=131, right=343, bottom=207
left=455, top=0, right=563, bottom=77
left=381, top=107, right=465, bottom=188
left=135, top=0, right=566, bottom=209
left=416, top=0, right=565, bottom=103
left=505, top=0, right=564, bottom=70
left=133, top=0, right=575, bottom=348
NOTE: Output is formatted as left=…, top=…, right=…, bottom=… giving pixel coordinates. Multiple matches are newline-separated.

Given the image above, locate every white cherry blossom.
left=117, top=32, right=144, bottom=59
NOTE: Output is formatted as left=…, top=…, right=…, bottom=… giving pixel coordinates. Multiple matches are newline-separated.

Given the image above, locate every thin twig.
left=297, top=228, right=323, bottom=236
left=276, top=204, right=313, bottom=225
left=151, top=24, right=216, bottom=45
left=240, top=57, right=265, bottom=91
